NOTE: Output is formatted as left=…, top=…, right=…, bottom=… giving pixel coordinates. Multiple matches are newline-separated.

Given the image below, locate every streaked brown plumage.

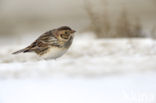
left=12, top=26, right=76, bottom=59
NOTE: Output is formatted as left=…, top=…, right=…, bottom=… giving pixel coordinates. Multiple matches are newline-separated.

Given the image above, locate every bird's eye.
left=65, top=32, right=68, bottom=34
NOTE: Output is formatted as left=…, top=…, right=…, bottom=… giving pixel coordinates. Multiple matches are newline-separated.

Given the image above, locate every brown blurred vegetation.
left=0, top=0, right=156, bottom=38
left=84, top=0, right=156, bottom=38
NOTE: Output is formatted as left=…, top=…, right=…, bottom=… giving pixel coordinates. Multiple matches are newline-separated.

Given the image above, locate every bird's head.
left=55, top=26, right=76, bottom=41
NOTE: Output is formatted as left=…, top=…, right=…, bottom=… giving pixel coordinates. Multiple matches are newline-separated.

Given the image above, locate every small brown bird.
left=12, top=26, right=76, bottom=60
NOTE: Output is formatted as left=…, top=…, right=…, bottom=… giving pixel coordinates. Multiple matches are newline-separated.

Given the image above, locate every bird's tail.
left=12, top=48, right=30, bottom=54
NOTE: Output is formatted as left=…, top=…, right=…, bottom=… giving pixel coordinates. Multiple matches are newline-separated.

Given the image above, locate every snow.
left=0, top=34, right=156, bottom=78
left=0, top=73, right=156, bottom=103
left=0, top=33, right=156, bottom=103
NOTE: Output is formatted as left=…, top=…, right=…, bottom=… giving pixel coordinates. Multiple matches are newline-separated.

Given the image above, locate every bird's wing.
left=26, top=30, right=59, bottom=54
left=12, top=30, right=60, bottom=55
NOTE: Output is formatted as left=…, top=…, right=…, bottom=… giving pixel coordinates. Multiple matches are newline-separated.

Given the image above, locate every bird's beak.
left=71, top=30, right=76, bottom=33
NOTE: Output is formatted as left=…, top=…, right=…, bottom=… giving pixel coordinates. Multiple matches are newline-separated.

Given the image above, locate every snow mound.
left=0, top=34, right=156, bottom=78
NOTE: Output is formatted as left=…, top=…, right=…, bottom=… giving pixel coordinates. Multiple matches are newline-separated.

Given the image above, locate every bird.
left=12, top=26, right=76, bottom=60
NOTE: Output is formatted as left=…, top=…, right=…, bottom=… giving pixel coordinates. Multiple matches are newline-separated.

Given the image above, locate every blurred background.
left=0, top=0, right=156, bottom=103
left=0, top=0, right=156, bottom=38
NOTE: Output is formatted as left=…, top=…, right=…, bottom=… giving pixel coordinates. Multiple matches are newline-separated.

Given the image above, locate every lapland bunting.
left=12, top=26, right=76, bottom=60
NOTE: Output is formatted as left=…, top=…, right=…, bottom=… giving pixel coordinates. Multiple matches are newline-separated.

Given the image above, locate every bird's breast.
left=41, top=47, right=68, bottom=60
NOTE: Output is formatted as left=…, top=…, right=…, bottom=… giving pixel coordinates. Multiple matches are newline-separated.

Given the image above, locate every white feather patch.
left=41, top=47, right=68, bottom=60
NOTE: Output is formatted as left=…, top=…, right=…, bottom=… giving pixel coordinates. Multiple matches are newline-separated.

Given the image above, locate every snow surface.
left=0, top=34, right=156, bottom=78
left=0, top=72, right=156, bottom=103
left=0, top=33, right=156, bottom=103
